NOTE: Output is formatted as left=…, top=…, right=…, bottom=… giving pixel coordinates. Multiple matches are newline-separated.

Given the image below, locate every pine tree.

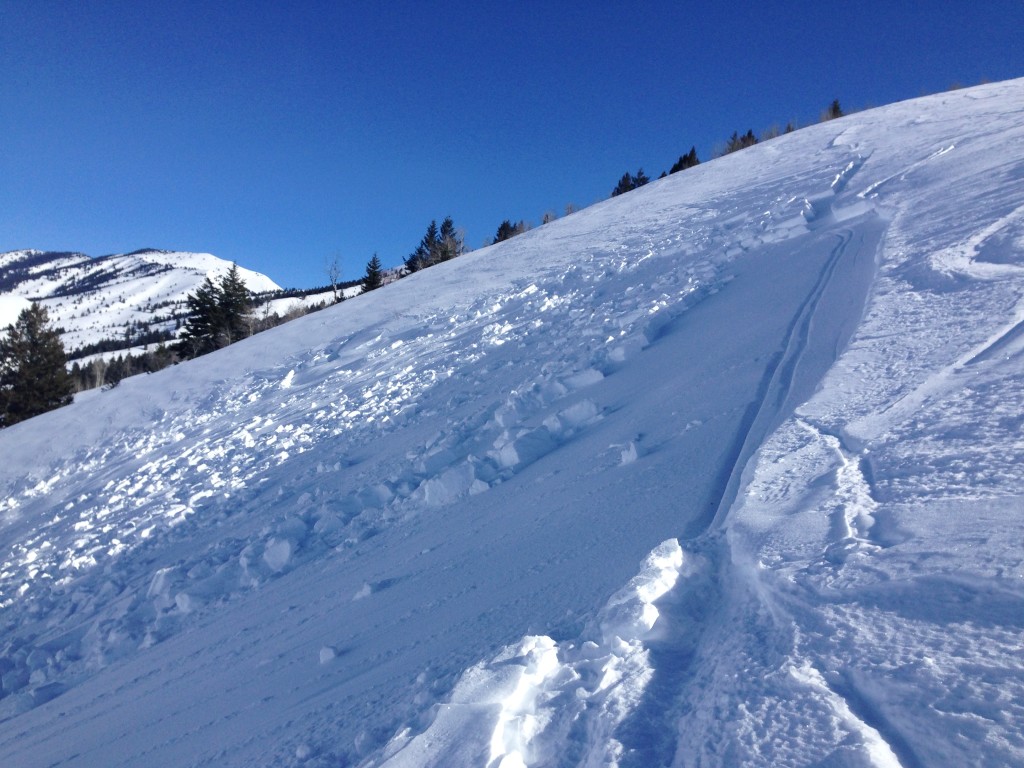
left=495, top=219, right=517, bottom=242
left=611, top=169, right=650, bottom=197
left=825, top=99, right=844, bottom=120
left=218, top=263, right=253, bottom=345
left=0, top=303, right=74, bottom=427
left=177, top=265, right=253, bottom=359
left=406, top=220, right=440, bottom=273
left=104, top=355, right=128, bottom=388
left=611, top=171, right=635, bottom=197
left=361, top=253, right=384, bottom=293
left=405, top=218, right=463, bottom=272
left=178, top=276, right=223, bottom=358
left=494, top=218, right=531, bottom=243
left=436, top=217, right=463, bottom=262
left=724, top=130, right=758, bottom=154
left=670, top=146, right=700, bottom=174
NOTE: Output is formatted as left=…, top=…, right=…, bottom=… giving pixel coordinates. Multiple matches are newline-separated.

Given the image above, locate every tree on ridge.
left=0, top=302, right=74, bottom=427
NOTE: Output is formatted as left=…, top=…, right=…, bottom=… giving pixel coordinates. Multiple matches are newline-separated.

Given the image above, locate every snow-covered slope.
left=0, top=249, right=279, bottom=355
left=0, top=294, right=32, bottom=329
left=1, top=79, right=1022, bottom=767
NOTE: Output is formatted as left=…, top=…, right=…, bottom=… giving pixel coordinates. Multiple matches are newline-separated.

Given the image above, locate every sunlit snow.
left=1, top=79, right=1023, bottom=767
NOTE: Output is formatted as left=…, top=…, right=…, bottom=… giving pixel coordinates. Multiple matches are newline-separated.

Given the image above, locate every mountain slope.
left=1, top=79, right=1022, bottom=767
left=0, top=249, right=280, bottom=355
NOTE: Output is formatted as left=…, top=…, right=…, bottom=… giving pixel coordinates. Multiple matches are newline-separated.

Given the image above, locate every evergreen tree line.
left=493, top=219, right=531, bottom=243
left=0, top=235, right=447, bottom=421
left=72, top=288, right=340, bottom=393
left=0, top=98, right=852, bottom=427
left=69, top=325, right=176, bottom=359
left=70, top=346, right=177, bottom=391
left=484, top=210, right=562, bottom=247
left=177, top=262, right=351, bottom=361
left=608, top=99, right=845, bottom=197
left=404, top=217, right=464, bottom=273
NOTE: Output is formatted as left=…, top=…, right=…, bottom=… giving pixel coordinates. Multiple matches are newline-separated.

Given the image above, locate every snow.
left=260, top=286, right=363, bottom=321
left=0, top=249, right=280, bottom=354
left=0, top=294, right=31, bottom=328
left=1, top=78, right=1023, bottom=766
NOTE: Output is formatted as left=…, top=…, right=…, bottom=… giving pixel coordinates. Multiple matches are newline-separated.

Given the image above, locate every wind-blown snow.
left=1, top=79, right=1023, bottom=767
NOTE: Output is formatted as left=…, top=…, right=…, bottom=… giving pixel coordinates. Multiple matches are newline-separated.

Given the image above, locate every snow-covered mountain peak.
left=0, top=248, right=281, bottom=355
left=1, top=78, right=1023, bottom=767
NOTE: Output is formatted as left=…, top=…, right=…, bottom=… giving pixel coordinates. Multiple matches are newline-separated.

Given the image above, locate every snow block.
left=492, top=428, right=557, bottom=470
left=598, top=539, right=684, bottom=645
left=262, top=538, right=293, bottom=572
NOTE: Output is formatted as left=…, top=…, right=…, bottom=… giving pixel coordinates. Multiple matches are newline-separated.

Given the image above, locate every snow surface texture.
left=1, top=80, right=1023, bottom=767
left=0, top=249, right=279, bottom=355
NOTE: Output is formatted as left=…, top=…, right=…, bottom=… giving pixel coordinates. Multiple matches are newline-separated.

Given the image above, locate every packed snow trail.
left=2, top=79, right=1024, bottom=767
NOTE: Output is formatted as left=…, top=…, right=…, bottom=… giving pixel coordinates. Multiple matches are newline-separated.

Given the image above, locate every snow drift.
left=1, top=79, right=1023, bottom=767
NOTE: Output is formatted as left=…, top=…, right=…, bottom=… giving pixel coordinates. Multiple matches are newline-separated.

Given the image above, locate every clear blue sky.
left=3, top=0, right=1022, bottom=289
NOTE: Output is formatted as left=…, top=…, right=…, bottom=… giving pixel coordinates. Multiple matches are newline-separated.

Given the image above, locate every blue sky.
left=2, top=0, right=1022, bottom=289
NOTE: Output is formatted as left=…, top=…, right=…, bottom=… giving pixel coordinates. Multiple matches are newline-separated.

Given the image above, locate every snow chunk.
left=262, top=538, right=293, bottom=572
left=353, top=583, right=372, bottom=600
left=599, top=538, right=685, bottom=644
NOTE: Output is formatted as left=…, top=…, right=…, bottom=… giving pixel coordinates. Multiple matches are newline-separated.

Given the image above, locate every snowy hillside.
left=0, top=249, right=279, bottom=356
left=1, top=78, right=1023, bottom=767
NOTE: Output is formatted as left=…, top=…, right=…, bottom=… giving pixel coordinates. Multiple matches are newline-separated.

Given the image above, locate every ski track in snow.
left=2, top=79, right=1024, bottom=767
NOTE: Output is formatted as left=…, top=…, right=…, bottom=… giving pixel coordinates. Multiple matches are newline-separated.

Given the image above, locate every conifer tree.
left=611, top=169, right=650, bottom=197
left=405, top=218, right=463, bottom=272
left=218, top=263, right=253, bottom=345
left=495, top=219, right=517, bottom=242
left=361, top=253, right=384, bottom=293
left=611, top=172, right=634, bottom=197
left=495, top=219, right=530, bottom=243
left=0, top=303, right=74, bottom=427
left=178, top=276, right=224, bottom=358
left=406, top=220, right=440, bottom=273
left=177, top=264, right=253, bottom=359
left=670, top=146, right=700, bottom=174
left=436, top=217, right=463, bottom=262
left=724, top=130, right=758, bottom=154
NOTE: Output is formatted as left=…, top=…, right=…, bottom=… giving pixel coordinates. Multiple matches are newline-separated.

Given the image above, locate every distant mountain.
left=0, top=249, right=281, bottom=358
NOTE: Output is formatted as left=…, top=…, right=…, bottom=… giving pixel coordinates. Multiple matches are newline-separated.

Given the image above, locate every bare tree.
left=326, top=254, right=344, bottom=303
